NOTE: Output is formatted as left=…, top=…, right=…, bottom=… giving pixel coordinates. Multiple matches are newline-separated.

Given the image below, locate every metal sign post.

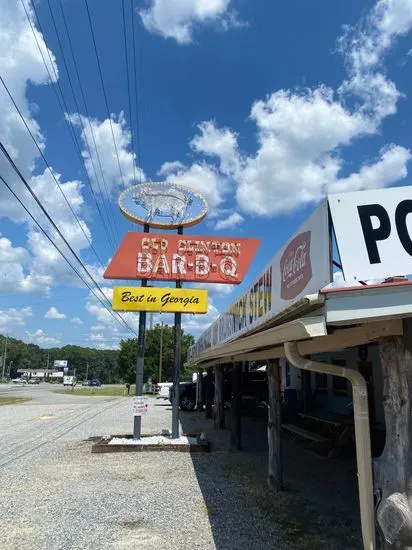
left=172, top=226, right=183, bottom=439
left=134, top=223, right=149, bottom=440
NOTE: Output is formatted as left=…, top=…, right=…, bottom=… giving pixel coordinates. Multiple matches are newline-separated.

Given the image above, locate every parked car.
left=28, top=378, right=40, bottom=385
left=82, top=380, right=91, bottom=386
left=89, top=379, right=101, bottom=387
left=156, top=382, right=173, bottom=400
left=169, top=382, right=197, bottom=411
left=63, top=375, right=76, bottom=387
left=11, top=377, right=27, bottom=384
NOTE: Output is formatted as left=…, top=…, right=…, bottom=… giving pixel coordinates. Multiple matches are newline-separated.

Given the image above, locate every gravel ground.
left=0, top=387, right=288, bottom=550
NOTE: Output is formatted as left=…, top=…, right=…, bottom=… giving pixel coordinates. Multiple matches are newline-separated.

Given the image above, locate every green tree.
left=117, top=324, right=195, bottom=384
left=0, top=335, right=119, bottom=383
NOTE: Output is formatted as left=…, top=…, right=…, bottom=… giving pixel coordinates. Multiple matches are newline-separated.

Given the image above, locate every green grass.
left=53, top=384, right=138, bottom=397
left=0, top=397, right=32, bottom=406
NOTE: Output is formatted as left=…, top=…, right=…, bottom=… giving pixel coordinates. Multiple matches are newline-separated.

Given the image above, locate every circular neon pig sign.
left=118, top=182, right=208, bottom=229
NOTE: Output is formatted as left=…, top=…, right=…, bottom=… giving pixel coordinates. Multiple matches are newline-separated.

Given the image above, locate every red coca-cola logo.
left=280, top=231, right=312, bottom=300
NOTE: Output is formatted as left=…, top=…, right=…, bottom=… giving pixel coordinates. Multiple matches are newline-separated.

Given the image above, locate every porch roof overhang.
left=187, top=281, right=412, bottom=368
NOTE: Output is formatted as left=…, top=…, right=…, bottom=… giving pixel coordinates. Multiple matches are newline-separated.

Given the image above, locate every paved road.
left=0, top=384, right=287, bottom=550
left=0, top=384, right=128, bottom=470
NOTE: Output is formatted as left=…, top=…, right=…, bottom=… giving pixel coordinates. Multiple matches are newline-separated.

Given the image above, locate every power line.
left=1, top=173, right=135, bottom=337
left=21, top=0, right=117, bottom=255
left=0, top=144, right=136, bottom=336
left=0, top=75, right=105, bottom=270
left=45, top=0, right=121, bottom=246
left=84, top=0, right=127, bottom=193
left=131, top=0, right=143, bottom=179
left=122, top=0, right=137, bottom=188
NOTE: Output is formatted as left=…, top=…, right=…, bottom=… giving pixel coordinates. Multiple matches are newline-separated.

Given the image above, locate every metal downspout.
left=284, top=342, right=376, bottom=550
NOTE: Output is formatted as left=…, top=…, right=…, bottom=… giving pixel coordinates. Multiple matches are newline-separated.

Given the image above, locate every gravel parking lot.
left=0, top=385, right=289, bottom=550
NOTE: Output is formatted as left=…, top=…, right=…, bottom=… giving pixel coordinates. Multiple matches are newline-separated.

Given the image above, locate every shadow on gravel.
left=179, top=409, right=362, bottom=550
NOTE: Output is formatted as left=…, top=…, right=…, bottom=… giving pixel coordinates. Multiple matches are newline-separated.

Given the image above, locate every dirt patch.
left=180, top=410, right=362, bottom=549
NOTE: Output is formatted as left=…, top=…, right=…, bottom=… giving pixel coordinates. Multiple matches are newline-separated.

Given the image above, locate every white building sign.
left=189, top=201, right=331, bottom=360
left=53, top=360, right=68, bottom=368
left=329, top=186, right=412, bottom=281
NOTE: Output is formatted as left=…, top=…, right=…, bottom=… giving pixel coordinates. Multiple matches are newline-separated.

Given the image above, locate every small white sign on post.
left=329, top=186, right=412, bottom=281
left=132, top=396, right=148, bottom=416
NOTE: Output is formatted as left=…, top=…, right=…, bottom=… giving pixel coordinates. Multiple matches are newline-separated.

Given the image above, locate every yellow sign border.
left=112, top=287, right=208, bottom=314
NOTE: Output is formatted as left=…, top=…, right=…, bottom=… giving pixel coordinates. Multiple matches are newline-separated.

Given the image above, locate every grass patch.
left=0, top=397, right=32, bottom=406
left=53, top=385, right=139, bottom=397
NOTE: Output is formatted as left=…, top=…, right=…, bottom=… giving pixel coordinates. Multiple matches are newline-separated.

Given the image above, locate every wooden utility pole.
left=375, top=318, right=412, bottom=548
left=267, top=359, right=283, bottom=492
left=214, top=365, right=225, bottom=430
left=230, top=362, right=242, bottom=449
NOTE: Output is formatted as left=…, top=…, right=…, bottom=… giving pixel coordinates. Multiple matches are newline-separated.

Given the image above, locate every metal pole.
left=134, top=223, right=149, bottom=440
left=159, top=321, right=163, bottom=383
left=284, top=342, right=376, bottom=550
left=172, top=226, right=183, bottom=439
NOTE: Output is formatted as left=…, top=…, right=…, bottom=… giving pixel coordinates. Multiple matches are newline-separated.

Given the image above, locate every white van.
left=156, top=382, right=173, bottom=400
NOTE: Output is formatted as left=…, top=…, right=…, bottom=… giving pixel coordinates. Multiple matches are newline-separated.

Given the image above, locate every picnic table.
left=298, top=411, right=355, bottom=457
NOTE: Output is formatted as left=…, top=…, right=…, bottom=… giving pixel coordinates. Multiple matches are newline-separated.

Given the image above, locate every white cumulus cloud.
left=139, top=0, right=238, bottom=43
left=45, top=306, right=66, bottom=320
left=70, top=317, right=83, bottom=325
left=158, top=160, right=227, bottom=215
left=215, top=212, right=244, bottom=230
left=170, top=0, right=412, bottom=218
left=68, top=112, right=145, bottom=196
left=26, top=328, right=60, bottom=345
left=0, top=306, right=32, bottom=329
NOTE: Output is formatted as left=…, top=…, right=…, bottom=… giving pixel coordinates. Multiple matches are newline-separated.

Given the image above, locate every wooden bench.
left=282, top=423, right=330, bottom=443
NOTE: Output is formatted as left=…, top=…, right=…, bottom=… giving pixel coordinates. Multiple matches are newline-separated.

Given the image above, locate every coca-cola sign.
left=280, top=231, right=312, bottom=300
left=188, top=201, right=331, bottom=358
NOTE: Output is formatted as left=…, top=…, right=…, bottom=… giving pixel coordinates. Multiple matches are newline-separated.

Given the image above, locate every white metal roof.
left=187, top=281, right=412, bottom=367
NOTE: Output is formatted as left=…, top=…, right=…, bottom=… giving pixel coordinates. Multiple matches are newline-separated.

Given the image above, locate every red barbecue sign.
left=104, top=232, right=260, bottom=284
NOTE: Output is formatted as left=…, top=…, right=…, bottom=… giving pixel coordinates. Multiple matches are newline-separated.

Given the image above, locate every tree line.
left=0, top=324, right=195, bottom=384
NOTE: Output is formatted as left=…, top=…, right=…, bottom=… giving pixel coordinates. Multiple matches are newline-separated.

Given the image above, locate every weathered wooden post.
left=205, top=367, right=213, bottom=419
left=196, top=368, right=204, bottom=411
left=267, top=359, right=283, bottom=492
left=375, top=318, right=412, bottom=548
left=214, top=365, right=225, bottom=430
left=230, top=362, right=242, bottom=450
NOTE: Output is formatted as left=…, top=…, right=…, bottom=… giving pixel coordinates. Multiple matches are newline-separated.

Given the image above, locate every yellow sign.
left=112, top=287, right=208, bottom=314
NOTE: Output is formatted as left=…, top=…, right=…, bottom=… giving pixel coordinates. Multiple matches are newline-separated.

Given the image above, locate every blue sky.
left=1, top=0, right=412, bottom=349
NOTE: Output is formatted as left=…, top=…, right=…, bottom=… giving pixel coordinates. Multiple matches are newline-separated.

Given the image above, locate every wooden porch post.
left=196, top=368, right=204, bottom=411
left=375, top=318, right=412, bottom=548
left=230, top=362, right=242, bottom=450
left=205, top=367, right=213, bottom=419
left=214, top=365, right=225, bottom=430
left=267, top=359, right=283, bottom=492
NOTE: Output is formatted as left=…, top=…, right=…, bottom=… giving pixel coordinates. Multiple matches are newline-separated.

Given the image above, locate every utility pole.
left=2, top=338, right=7, bottom=382
left=86, top=362, right=89, bottom=382
left=159, top=321, right=164, bottom=383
